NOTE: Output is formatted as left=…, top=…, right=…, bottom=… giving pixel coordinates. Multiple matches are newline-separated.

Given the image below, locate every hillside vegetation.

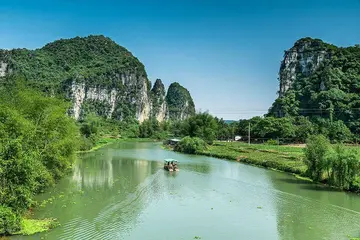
left=269, top=38, right=360, bottom=139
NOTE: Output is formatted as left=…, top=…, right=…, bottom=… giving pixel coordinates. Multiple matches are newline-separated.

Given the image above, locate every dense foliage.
left=0, top=79, right=78, bottom=234
left=304, top=135, right=360, bottom=191
left=1, top=35, right=147, bottom=92
left=174, top=136, right=207, bottom=154
left=138, top=118, right=169, bottom=140
left=234, top=116, right=353, bottom=143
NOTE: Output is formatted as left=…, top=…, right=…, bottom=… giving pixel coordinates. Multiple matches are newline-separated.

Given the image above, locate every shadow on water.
left=180, top=162, right=211, bottom=174
left=163, top=170, right=179, bottom=178
left=278, top=178, right=342, bottom=192
left=300, top=184, right=342, bottom=192
left=278, top=178, right=313, bottom=185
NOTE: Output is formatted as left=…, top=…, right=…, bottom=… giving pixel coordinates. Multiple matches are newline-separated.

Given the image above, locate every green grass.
left=77, top=137, right=117, bottom=153
left=195, top=141, right=360, bottom=184
left=13, top=218, right=58, bottom=236
left=77, top=137, right=157, bottom=153
left=198, top=142, right=307, bottom=175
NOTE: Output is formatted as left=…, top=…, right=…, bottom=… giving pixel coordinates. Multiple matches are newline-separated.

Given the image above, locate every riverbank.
left=172, top=141, right=360, bottom=192
left=77, top=137, right=120, bottom=153
left=195, top=142, right=307, bottom=175
left=77, top=137, right=156, bottom=153
left=5, top=137, right=156, bottom=237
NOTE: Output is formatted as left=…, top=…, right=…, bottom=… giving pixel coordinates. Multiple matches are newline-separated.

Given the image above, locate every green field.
left=197, top=142, right=360, bottom=177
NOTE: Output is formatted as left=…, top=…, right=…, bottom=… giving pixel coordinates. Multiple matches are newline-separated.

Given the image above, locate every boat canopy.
left=164, top=159, right=178, bottom=162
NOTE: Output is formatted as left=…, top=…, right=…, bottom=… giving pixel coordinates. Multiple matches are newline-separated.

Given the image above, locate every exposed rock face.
left=70, top=82, right=86, bottom=120
left=0, top=35, right=195, bottom=122
left=69, top=82, right=118, bottom=120
left=66, top=73, right=151, bottom=122
left=279, top=38, right=330, bottom=96
left=269, top=37, right=360, bottom=123
left=0, top=62, right=7, bottom=77
left=166, top=82, right=195, bottom=120
left=150, top=79, right=168, bottom=121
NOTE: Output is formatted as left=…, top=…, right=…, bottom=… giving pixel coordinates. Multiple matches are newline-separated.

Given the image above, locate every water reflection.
left=181, top=162, right=211, bottom=174
left=164, top=170, right=179, bottom=178
left=72, top=154, right=114, bottom=189
left=266, top=171, right=360, bottom=240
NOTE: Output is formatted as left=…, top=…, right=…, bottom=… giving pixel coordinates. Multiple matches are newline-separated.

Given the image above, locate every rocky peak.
left=150, top=79, right=167, bottom=121
left=279, top=37, right=331, bottom=96
left=151, top=79, right=165, bottom=97
left=166, top=82, right=195, bottom=120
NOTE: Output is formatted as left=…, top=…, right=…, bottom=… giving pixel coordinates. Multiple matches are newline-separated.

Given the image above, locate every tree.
left=293, top=116, right=315, bottom=142
left=328, top=121, right=352, bottom=143
left=313, top=118, right=352, bottom=142
left=251, top=117, right=295, bottom=141
left=182, top=112, right=218, bottom=144
left=304, top=135, right=331, bottom=181
left=327, top=145, right=360, bottom=189
left=0, top=80, right=78, bottom=233
left=174, top=136, right=207, bottom=154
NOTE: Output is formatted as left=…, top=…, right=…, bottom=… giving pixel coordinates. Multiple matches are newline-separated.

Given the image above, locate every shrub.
left=79, top=135, right=95, bottom=151
left=0, top=206, right=21, bottom=235
left=304, top=135, right=331, bottom=181
left=327, top=145, right=360, bottom=189
left=174, top=136, right=207, bottom=154
left=264, top=139, right=278, bottom=145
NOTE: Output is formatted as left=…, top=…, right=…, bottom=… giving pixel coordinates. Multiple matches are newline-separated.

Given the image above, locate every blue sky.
left=1, top=0, right=360, bottom=119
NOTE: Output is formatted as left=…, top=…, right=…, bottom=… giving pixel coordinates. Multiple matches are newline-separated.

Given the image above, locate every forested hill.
left=0, top=35, right=195, bottom=122
left=268, top=37, right=360, bottom=134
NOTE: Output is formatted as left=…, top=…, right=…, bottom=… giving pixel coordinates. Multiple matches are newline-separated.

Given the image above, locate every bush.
left=304, top=135, right=331, bottom=181
left=327, top=145, right=360, bottom=189
left=304, top=135, right=360, bottom=190
left=264, top=139, right=278, bottom=145
left=174, top=136, right=207, bottom=154
left=0, top=206, right=21, bottom=235
left=78, top=135, right=95, bottom=151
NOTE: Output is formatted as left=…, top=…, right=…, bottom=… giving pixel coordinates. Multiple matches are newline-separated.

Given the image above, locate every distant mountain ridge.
left=224, top=120, right=236, bottom=124
left=0, top=35, right=195, bottom=122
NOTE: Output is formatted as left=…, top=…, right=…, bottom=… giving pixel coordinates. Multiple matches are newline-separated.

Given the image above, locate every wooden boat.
left=164, top=159, right=179, bottom=172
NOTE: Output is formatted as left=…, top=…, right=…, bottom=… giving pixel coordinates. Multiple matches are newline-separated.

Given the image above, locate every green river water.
left=12, top=141, right=360, bottom=240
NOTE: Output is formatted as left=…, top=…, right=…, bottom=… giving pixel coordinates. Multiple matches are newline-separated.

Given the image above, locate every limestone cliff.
left=0, top=35, right=194, bottom=122
left=166, top=82, right=195, bottom=120
left=150, top=79, right=167, bottom=121
left=269, top=37, right=360, bottom=124
left=278, top=38, right=331, bottom=96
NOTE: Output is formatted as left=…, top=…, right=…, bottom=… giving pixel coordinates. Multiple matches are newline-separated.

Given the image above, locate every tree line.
left=135, top=112, right=354, bottom=144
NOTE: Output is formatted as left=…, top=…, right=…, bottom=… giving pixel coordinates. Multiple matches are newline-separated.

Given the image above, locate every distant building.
left=235, top=136, right=241, bottom=141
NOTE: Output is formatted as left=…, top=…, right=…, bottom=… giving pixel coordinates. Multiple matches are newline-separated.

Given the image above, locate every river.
left=13, top=141, right=360, bottom=240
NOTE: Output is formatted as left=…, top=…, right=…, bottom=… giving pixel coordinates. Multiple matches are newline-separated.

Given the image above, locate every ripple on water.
left=55, top=170, right=164, bottom=240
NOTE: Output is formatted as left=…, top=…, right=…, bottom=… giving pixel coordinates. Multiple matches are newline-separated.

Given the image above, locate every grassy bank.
left=77, top=137, right=156, bottom=153
left=77, top=137, right=119, bottom=153
left=187, top=141, right=360, bottom=191
left=13, top=218, right=58, bottom=236
left=5, top=137, right=156, bottom=237
left=198, top=142, right=307, bottom=175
